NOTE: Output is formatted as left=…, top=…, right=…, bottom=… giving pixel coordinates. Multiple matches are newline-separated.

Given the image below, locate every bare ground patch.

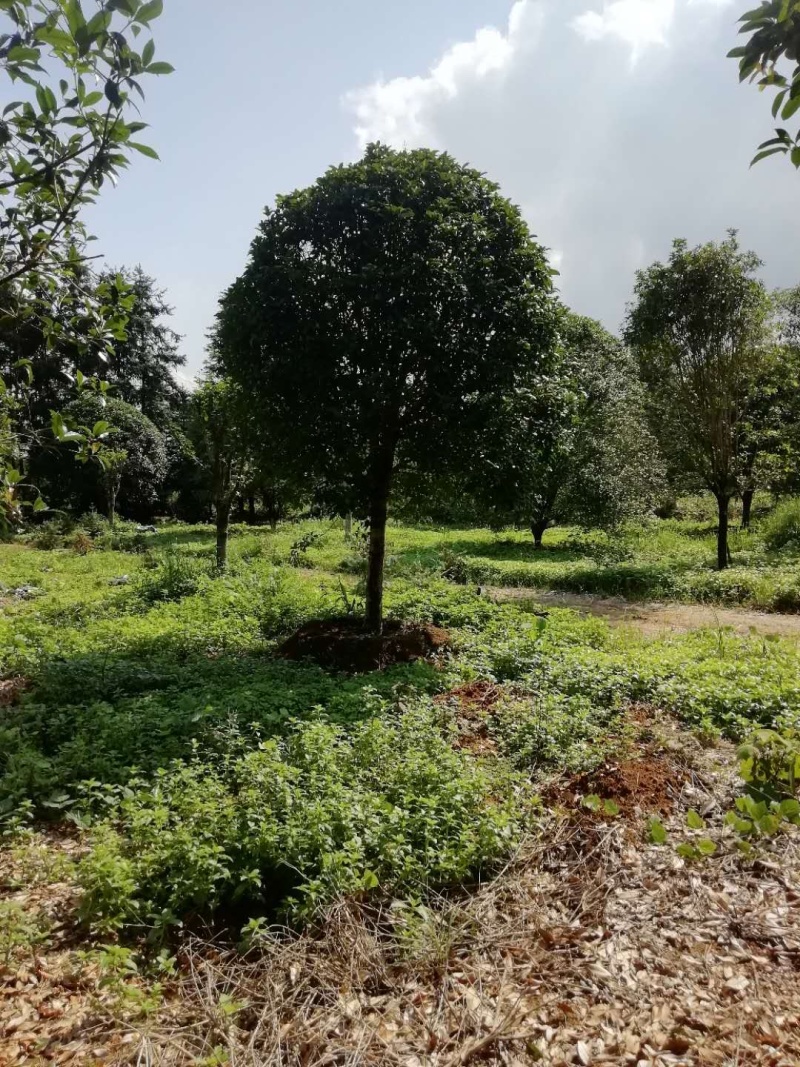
left=490, top=587, right=800, bottom=638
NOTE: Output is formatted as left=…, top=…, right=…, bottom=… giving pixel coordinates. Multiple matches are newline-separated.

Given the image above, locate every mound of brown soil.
left=549, top=756, right=688, bottom=818
left=276, top=617, right=452, bottom=672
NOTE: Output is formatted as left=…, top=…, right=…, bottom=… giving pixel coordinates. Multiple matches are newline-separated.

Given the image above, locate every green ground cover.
left=3, top=518, right=800, bottom=934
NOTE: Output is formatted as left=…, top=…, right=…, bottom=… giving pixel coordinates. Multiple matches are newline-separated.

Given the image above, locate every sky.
left=86, top=0, right=800, bottom=379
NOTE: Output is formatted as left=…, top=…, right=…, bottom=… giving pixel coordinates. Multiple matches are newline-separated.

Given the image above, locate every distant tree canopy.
left=626, top=233, right=772, bottom=569
left=730, top=0, right=800, bottom=166
left=215, top=143, right=558, bottom=630
left=32, top=393, right=167, bottom=521
left=83, top=266, right=187, bottom=428
left=475, top=312, right=663, bottom=547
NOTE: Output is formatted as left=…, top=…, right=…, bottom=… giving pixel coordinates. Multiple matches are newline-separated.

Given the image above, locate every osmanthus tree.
left=34, top=390, right=166, bottom=519
left=738, top=285, right=800, bottom=520
left=626, top=233, right=772, bottom=570
left=475, top=313, right=663, bottom=548
left=0, top=0, right=172, bottom=526
left=215, top=144, right=558, bottom=632
left=730, top=0, right=800, bottom=166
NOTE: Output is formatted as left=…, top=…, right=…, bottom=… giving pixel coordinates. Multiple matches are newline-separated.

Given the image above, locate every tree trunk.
left=741, top=488, right=754, bottom=531
left=365, top=491, right=389, bottom=634
left=344, top=512, right=353, bottom=540
left=715, top=494, right=730, bottom=570
left=108, top=487, right=116, bottom=529
left=247, top=494, right=256, bottom=525
left=531, top=520, right=547, bottom=550
left=216, top=499, right=231, bottom=571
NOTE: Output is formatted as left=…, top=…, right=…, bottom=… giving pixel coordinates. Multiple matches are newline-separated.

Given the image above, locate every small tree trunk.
left=247, top=494, right=256, bottom=525
left=344, top=512, right=353, bottom=540
left=365, top=492, right=389, bottom=634
left=531, top=520, right=547, bottom=550
left=741, top=488, right=754, bottom=530
left=216, top=499, right=231, bottom=571
left=715, top=494, right=730, bottom=571
left=108, top=487, right=116, bottom=529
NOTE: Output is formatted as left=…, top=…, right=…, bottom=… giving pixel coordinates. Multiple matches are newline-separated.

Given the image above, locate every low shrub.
left=77, top=704, right=531, bottom=933
left=762, top=498, right=800, bottom=552
left=134, top=546, right=205, bottom=603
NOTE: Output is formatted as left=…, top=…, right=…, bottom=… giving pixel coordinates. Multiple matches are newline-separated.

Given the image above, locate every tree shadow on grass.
left=4, top=634, right=444, bottom=806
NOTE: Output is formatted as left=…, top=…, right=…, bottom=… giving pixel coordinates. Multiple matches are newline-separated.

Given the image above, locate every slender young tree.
left=215, top=144, right=557, bottom=632
left=190, top=379, right=251, bottom=571
left=626, top=234, right=772, bottom=569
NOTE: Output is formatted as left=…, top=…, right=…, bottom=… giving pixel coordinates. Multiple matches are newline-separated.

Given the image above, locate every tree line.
left=4, top=1, right=800, bottom=638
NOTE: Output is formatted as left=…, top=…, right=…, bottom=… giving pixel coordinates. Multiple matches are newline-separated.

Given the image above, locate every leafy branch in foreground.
left=729, top=0, right=800, bottom=167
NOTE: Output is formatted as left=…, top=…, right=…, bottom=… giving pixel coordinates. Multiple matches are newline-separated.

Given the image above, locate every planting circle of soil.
left=276, top=617, right=452, bottom=672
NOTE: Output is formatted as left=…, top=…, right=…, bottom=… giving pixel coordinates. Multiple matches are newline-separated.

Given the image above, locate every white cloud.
left=345, top=0, right=542, bottom=149
left=343, top=0, right=800, bottom=332
left=572, top=0, right=675, bottom=58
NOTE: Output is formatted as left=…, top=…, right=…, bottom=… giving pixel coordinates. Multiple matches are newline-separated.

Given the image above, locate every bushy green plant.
left=762, top=498, right=800, bottom=551
left=737, top=727, right=800, bottom=801
left=77, top=704, right=531, bottom=932
left=134, top=546, right=205, bottom=603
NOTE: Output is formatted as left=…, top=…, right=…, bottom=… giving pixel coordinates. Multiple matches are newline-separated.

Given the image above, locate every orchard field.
left=3, top=511, right=800, bottom=1064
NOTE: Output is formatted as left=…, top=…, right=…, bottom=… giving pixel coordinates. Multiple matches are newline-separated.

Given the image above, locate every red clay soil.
left=276, top=617, right=452, bottom=672
left=435, top=681, right=506, bottom=755
left=549, top=756, right=688, bottom=817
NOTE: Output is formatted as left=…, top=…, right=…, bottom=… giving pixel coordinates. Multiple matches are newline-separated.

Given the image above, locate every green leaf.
left=65, top=0, right=86, bottom=36
left=146, top=60, right=174, bottom=75
left=582, top=794, right=602, bottom=812
left=129, top=141, right=159, bottom=159
left=135, top=0, right=163, bottom=24
left=603, top=799, right=620, bottom=817
left=32, top=496, right=48, bottom=513
left=362, top=869, right=379, bottom=890
left=676, top=842, right=697, bottom=860
left=781, top=94, right=800, bottom=120
left=686, top=809, right=706, bottom=830
left=779, top=798, right=800, bottom=819
left=752, top=146, right=789, bottom=166
left=142, top=38, right=155, bottom=66
left=696, top=838, right=717, bottom=856
left=648, top=817, right=667, bottom=845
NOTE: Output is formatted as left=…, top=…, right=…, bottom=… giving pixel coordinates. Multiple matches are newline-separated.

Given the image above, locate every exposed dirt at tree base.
left=276, top=617, right=452, bottom=672
left=490, top=587, right=800, bottom=638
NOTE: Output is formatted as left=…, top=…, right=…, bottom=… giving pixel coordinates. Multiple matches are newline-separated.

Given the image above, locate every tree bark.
left=365, top=490, right=389, bottom=634
left=531, top=520, right=547, bottom=550
left=741, top=488, right=754, bottom=531
left=216, top=499, right=231, bottom=571
left=344, top=512, right=353, bottom=540
left=247, top=493, right=256, bottom=525
left=715, top=493, right=730, bottom=570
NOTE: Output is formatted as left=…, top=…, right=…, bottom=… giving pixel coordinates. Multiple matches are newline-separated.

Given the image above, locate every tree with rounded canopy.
left=33, top=392, right=166, bottom=521
left=474, top=312, right=663, bottom=548
left=215, top=144, right=558, bottom=632
left=626, top=233, right=772, bottom=570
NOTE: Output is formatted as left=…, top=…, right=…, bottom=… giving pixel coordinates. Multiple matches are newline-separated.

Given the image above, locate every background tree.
left=35, top=391, right=166, bottom=519
left=730, top=0, right=800, bottom=167
left=477, top=313, right=663, bottom=548
left=190, top=379, right=251, bottom=570
left=0, top=0, right=170, bottom=526
left=626, top=234, right=772, bottom=569
left=81, top=266, right=187, bottom=426
left=215, top=144, right=558, bottom=631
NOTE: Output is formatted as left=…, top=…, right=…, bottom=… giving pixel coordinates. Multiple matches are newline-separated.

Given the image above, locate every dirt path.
left=490, top=586, right=800, bottom=638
